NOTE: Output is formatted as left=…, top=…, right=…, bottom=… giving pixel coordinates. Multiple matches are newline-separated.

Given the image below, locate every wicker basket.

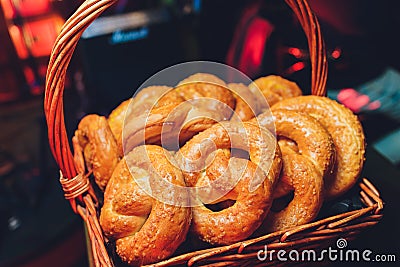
left=44, top=0, right=384, bottom=266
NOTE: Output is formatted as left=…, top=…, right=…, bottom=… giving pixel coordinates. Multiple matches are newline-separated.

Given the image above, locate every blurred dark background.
left=0, top=0, right=399, bottom=266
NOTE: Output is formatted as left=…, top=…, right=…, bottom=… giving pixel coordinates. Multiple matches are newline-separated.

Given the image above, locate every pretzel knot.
left=73, top=114, right=120, bottom=190
left=273, top=96, right=366, bottom=199
left=253, top=109, right=335, bottom=231
left=123, top=73, right=237, bottom=152
left=176, top=121, right=282, bottom=245
left=249, top=75, right=303, bottom=107
left=100, top=145, right=191, bottom=266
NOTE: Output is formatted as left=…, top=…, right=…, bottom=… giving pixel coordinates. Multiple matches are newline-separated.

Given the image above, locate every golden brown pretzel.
left=254, top=109, right=335, bottom=180
left=252, top=109, right=335, bottom=231
left=73, top=114, right=119, bottom=190
left=107, top=86, right=174, bottom=154
left=249, top=75, right=302, bottom=107
left=176, top=121, right=282, bottom=244
left=123, top=73, right=236, bottom=151
left=272, top=96, right=366, bottom=199
left=130, top=85, right=178, bottom=115
left=100, top=145, right=191, bottom=266
left=174, top=73, right=236, bottom=137
left=108, top=98, right=131, bottom=155
left=227, top=83, right=260, bottom=121
left=178, top=72, right=227, bottom=88
left=266, top=150, right=324, bottom=231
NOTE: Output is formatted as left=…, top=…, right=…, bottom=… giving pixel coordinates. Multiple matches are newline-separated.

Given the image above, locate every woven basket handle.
left=44, top=0, right=327, bottom=181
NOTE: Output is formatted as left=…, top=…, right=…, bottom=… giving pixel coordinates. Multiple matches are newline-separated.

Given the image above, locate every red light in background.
left=8, top=25, right=29, bottom=59
left=288, top=47, right=303, bottom=58
left=1, top=0, right=64, bottom=99
left=367, top=100, right=381, bottom=111
left=23, top=15, right=64, bottom=57
left=283, top=62, right=306, bottom=76
left=12, top=0, right=50, bottom=17
left=338, top=88, right=371, bottom=113
left=236, top=17, right=273, bottom=77
left=249, top=28, right=265, bottom=66
left=331, top=48, right=341, bottom=59
left=337, top=88, right=358, bottom=103
left=352, top=94, right=370, bottom=111
left=291, top=62, right=305, bottom=72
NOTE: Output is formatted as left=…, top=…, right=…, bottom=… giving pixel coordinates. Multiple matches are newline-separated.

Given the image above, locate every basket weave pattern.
left=44, top=1, right=383, bottom=266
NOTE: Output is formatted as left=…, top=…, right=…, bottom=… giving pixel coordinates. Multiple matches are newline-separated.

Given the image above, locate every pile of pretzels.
left=73, top=73, right=365, bottom=266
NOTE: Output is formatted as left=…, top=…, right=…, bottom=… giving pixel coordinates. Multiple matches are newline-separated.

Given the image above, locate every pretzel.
left=108, top=98, right=130, bottom=155
left=252, top=109, right=335, bottom=231
left=123, top=73, right=236, bottom=151
left=108, top=86, right=174, bottom=154
left=100, top=145, right=191, bottom=266
left=272, top=96, right=366, bottom=199
left=176, top=121, right=282, bottom=244
left=227, top=83, right=260, bottom=121
left=73, top=114, right=119, bottom=190
left=267, top=149, right=324, bottom=231
left=249, top=75, right=302, bottom=107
